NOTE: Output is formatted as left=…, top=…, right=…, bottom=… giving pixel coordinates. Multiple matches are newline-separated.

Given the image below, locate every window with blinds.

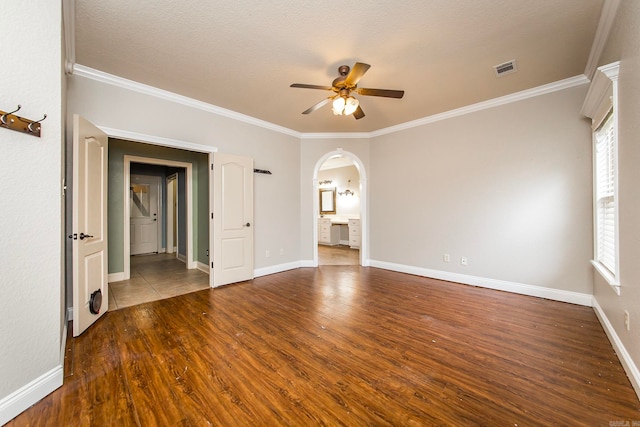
left=594, top=111, right=616, bottom=275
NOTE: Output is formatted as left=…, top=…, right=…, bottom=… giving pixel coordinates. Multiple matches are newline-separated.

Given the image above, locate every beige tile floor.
left=318, top=244, right=359, bottom=265
left=108, top=253, right=210, bottom=311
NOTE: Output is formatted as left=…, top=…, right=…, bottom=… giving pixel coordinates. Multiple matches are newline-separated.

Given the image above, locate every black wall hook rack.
left=0, top=104, right=47, bottom=137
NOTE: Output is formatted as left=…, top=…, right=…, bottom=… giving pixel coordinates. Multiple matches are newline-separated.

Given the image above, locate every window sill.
left=591, top=260, right=620, bottom=295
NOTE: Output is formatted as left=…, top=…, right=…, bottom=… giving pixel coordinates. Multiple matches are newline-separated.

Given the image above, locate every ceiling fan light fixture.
left=344, top=96, right=359, bottom=115
left=332, top=95, right=359, bottom=116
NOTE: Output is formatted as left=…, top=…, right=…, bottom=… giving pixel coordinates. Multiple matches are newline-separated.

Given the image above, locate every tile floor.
left=108, top=253, right=210, bottom=311
left=318, top=244, right=359, bottom=265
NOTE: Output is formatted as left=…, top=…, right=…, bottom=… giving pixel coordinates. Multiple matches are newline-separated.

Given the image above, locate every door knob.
left=79, top=232, right=94, bottom=240
left=245, top=222, right=251, bottom=227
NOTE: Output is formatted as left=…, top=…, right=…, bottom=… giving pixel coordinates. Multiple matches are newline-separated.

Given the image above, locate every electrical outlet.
left=443, top=253, right=450, bottom=263
left=624, top=310, right=630, bottom=331
left=460, top=256, right=468, bottom=266
left=265, top=250, right=270, bottom=258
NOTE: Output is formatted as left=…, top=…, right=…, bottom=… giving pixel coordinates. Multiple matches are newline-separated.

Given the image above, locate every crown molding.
left=62, top=0, right=75, bottom=75
left=74, top=65, right=588, bottom=140
left=583, top=0, right=621, bottom=81
left=73, top=65, right=301, bottom=138
left=300, top=132, right=371, bottom=140
left=370, top=75, right=589, bottom=137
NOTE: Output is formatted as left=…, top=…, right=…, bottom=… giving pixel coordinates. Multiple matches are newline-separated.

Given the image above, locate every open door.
left=72, top=115, right=108, bottom=336
left=213, top=153, right=254, bottom=287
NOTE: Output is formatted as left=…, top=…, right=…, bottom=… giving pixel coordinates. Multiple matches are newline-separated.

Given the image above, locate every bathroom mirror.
left=319, top=187, right=336, bottom=214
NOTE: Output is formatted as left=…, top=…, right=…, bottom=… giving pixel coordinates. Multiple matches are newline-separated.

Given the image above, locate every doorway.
left=314, top=150, right=368, bottom=266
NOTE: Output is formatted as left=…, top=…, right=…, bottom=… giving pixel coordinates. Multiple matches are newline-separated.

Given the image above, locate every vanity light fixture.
left=319, top=180, right=333, bottom=185
left=338, top=180, right=356, bottom=196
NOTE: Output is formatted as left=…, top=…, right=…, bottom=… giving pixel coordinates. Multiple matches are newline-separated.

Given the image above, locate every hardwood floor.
left=8, top=267, right=639, bottom=425
left=108, top=253, right=209, bottom=310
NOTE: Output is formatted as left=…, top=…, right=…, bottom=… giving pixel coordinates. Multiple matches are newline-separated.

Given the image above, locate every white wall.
left=0, top=2, right=64, bottom=424
left=369, top=84, right=594, bottom=295
left=66, top=73, right=301, bottom=273
left=594, top=0, right=640, bottom=397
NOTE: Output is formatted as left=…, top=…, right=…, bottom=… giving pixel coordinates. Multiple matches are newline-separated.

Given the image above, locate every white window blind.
left=594, top=112, right=616, bottom=274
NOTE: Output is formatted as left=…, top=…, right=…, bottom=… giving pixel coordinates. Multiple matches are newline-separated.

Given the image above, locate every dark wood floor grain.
left=8, top=266, right=640, bottom=426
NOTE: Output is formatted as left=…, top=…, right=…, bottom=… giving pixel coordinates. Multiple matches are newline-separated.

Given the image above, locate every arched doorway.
left=313, top=149, right=368, bottom=266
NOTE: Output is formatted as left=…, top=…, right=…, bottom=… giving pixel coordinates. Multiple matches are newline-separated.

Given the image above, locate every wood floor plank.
left=7, top=266, right=640, bottom=426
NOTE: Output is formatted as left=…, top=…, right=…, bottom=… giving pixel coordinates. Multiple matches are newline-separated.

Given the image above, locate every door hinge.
left=211, top=213, right=213, bottom=219
left=211, top=164, right=213, bottom=170
left=211, top=262, right=214, bottom=268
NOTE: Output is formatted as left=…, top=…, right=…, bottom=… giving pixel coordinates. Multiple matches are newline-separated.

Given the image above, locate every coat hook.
left=1, top=104, right=22, bottom=125
left=28, top=114, right=47, bottom=133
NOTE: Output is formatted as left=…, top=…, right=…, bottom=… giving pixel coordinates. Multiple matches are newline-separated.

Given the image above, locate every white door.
left=213, top=153, right=254, bottom=286
left=72, top=115, right=108, bottom=336
left=130, top=175, right=159, bottom=255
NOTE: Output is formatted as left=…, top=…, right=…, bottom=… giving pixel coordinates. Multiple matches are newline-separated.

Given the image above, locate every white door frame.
left=94, top=127, right=216, bottom=286
left=313, top=149, right=369, bottom=266
left=124, top=156, right=195, bottom=278
left=166, top=173, right=177, bottom=255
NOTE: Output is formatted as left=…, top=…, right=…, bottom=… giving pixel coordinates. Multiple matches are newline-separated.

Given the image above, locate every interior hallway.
left=108, top=253, right=209, bottom=310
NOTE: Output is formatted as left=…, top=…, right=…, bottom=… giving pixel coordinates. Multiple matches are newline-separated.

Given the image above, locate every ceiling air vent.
left=494, top=60, right=517, bottom=77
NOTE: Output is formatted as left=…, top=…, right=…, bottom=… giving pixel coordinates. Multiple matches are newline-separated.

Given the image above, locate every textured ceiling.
left=74, top=0, right=604, bottom=133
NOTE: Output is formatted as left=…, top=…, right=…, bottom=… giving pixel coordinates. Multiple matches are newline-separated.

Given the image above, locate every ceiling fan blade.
left=345, top=62, right=371, bottom=86
left=302, top=97, right=332, bottom=114
left=290, top=83, right=333, bottom=91
left=353, top=105, right=365, bottom=120
left=356, top=88, right=405, bottom=98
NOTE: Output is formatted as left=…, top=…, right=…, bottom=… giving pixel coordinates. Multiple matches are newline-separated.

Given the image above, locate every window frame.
left=581, top=61, right=620, bottom=294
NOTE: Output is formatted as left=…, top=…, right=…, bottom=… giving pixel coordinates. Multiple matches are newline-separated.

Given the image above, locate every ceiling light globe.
left=344, top=96, right=359, bottom=115
left=332, top=97, right=346, bottom=115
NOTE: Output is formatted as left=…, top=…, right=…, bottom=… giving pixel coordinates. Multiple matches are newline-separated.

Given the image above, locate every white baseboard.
left=254, top=261, right=304, bottom=278
left=339, top=239, right=349, bottom=245
left=592, top=298, right=640, bottom=400
left=299, top=260, right=317, bottom=268
left=368, top=260, right=593, bottom=306
left=108, top=271, right=127, bottom=283
left=196, top=261, right=209, bottom=274
left=177, top=253, right=186, bottom=263
left=0, top=366, right=63, bottom=425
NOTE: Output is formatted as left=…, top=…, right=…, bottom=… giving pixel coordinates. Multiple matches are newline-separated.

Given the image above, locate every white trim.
left=177, top=253, right=187, bottom=263
left=300, top=132, right=371, bottom=140
left=299, top=260, right=316, bottom=268
left=77, top=64, right=589, bottom=140
left=108, top=272, right=127, bottom=283
left=74, top=65, right=300, bottom=138
left=62, top=0, right=75, bottom=74
left=98, top=126, right=217, bottom=154
left=583, top=0, right=622, bottom=80
left=196, top=261, right=209, bottom=274
left=369, top=260, right=593, bottom=306
left=313, top=150, right=369, bottom=267
left=0, top=366, right=63, bottom=425
left=592, top=298, right=640, bottom=400
left=370, top=75, right=589, bottom=137
left=591, top=260, right=621, bottom=295
left=581, top=61, right=619, bottom=119
left=124, top=156, right=196, bottom=280
left=254, top=261, right=303, bottom=278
